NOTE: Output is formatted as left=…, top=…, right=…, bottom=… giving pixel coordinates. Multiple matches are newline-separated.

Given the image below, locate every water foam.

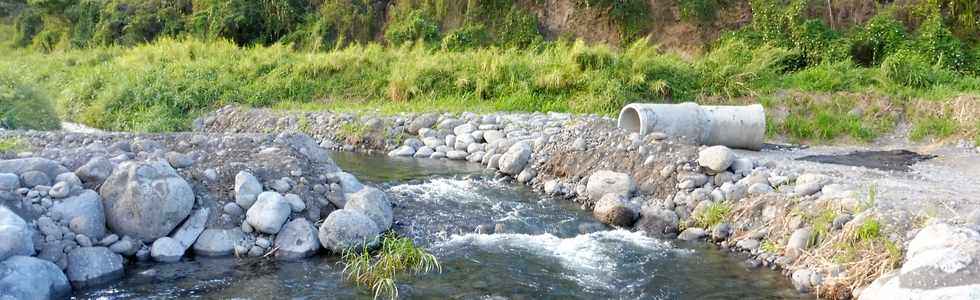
left=435, top=229, right=689, bottom=292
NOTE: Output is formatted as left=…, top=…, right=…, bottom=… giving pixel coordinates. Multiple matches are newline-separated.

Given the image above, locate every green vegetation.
left=0, top=66, right=60, bottom=130
left=342, top=233, right=440, bottom=300
left=0, top=137, right=26, bottom=154
left=0, top=0, right=978, bottom=145
left=694, top=201, right=733, bottom=229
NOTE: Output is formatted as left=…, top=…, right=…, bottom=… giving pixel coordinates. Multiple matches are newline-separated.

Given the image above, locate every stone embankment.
left=195, top=105, right=980, bottom=300
left=0, top=130, right=390, bottom=298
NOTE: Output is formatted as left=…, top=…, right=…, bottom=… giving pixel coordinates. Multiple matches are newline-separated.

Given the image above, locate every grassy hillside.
left=1, top=0, right=979, bottom=144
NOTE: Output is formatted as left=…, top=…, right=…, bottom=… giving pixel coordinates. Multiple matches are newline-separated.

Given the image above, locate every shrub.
left=13, top=8, right=43, bottom=47
left=384, top=9, right=439, bottom=45
left=880, top=49, right=951, bottom=88
left=571, top=41, right=616, bottom=71
left=786, top=60, right=873, bottom=92
left=493, top=6, right=542, bottom=48
left=851, top=14, right=907, bottom=66
left=284, top=0, right=376, bottom=51
left=441, top=24, right=487, bottom=51
left=698, top=39, right=793, bottom=97
left=0, top=69, right=61, bottom=130
left=915, top=13, right=969, bottom=71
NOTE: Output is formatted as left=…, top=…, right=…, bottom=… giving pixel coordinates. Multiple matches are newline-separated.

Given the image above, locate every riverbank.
left=196, top=105, right=980, bottom=299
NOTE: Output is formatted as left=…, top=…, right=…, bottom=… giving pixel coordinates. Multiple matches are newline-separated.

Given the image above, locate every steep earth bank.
left=196, top=105, right=980, bottom=299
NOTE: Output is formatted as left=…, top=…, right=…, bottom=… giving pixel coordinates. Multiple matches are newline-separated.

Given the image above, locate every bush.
left=441, top=24, right=487, bottom=51
left=698, top=39, right=794, bottom=97
left=384, top=9, right=439, bottom=45
left=13, top=8, right=43, bottom=47
left=493, top=6, right=542, bottom=48
left=851, top=14, right=907, bottom=66
left=915, top=13, right=969, bottom=71
left=881, top=49, right=951, bottom=88
left=0, top=69, right=60, bottom=130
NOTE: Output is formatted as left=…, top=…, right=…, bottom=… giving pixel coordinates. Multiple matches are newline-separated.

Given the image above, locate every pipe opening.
left=618, top=106, right=642, bottom=133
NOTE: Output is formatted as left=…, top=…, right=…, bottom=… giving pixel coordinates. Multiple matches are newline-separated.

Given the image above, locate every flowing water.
left=73, top=153, right=809, bottom=299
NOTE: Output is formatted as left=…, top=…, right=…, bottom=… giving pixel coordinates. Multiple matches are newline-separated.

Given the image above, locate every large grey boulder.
left=0, top=206, right=34, bottom=261
left=66, top=247, right=124, bottom=288
left=635, top=207, right=679, bottom=237
left=234, top=171, right=262, bottom=209
left=99, top=159, right=194, bottom=241
left=50, top=189, right=107, bottom=240
left=0, top=173, right=17, bottom=191
left=585, top=170, right=636, bottom=200
left=388, top=145, right=415, bottom=157
left=408, top=114, right=438, bottom=134
left=245, top=191, right=291, bottom=234
left=274, top=218, right=319, bottom=259
left=75, top=156, right=113, bottom=186
left=860, top=223, right=980, bottom=300
left=0, top=158, right=69, bottom=179
left=150, top=237, right=185, bottom=263
left=274, top=131, right=339, bottom=171
left=592, top=194, right=639, bottom=227
left=318, top=209, right=380, bottom=253
left=0, top=256, right=71, bottom=300
left=193, top=228, right=244, bottom=256
left=697, top=146, right=736, bottom=173
left=333, top=172, right=364, bottom=194
left=344, top=187, right=393, bottom=230
left=498, top=142, right=532, bottom=175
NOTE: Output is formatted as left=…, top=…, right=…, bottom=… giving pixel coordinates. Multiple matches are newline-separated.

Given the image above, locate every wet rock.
left=736, top=239, right=760, bottom=251
left=860, top=223, right=980, bottom=299
left=0, top=256, right=71, bottom=299
left=697, top=146, right=736, bottom=174
left=274, top=218, right=319, bottom=259
left=711, top=223, right=733, bottom=242
left=108, top=238, right=136, bottom=255
left=66, top=247, right=124, bottom=288
left=593, top=194, right=638, bottom=227
left=344, top=187, right=393, bottom=231
left=0, top=206, right=34, bottom=260
left=585, top=170, right=636, bottom=200
left=318, top=209, right=380, bottom=253
left=543, top=180, right=564, bottom=195
left=678, top=228, right=707, bottom=241
left=51, top=190, right=107, bottom=240
left=791, top=268, right=823, bottom=293
left=413, top=146, right=435, bottom=158
left=150, top=237, right=185, bottom=263
left=193, top=228, right=244, bottom=257
left=100, top=160, right=194, bottom=241
left=388, top=145, right=415, bottom=157
left=245, top=191, right=291, bottom=234
left=516, top=168, right=536, bottom=183
left=635, top=208, right=679, bottom=237
left=498, top=142, right=532, bottom=175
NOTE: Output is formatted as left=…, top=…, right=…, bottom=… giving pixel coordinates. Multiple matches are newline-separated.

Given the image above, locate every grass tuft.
left=342, top=232, right=441, bottom=300
left=0, top=137, right=26, bottom=153
left=694, top=201, right=733, bottom=229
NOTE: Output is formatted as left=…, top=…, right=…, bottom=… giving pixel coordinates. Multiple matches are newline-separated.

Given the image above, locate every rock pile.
left=0, top=130, right=390, bottom=296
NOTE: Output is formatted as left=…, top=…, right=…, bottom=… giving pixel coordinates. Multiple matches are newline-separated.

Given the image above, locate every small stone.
left=223, top=202, right=244, bottom=216
left=75, top=234, right=93, bottom=247
left=678, top=228, right=707, bottom=241
left=48, top=182, right=70, bottom=199
left=284, top=194, right=305, bottom=213
left=150, top=237, right=185, bottom=263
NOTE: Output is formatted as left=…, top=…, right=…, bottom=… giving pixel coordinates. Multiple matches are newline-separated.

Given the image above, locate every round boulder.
left=193, top=228, right=245, bottom=257
left=99, top=160, right=194, bottom=241
left=245, top=191, right=291, bottom=234
left=318, top=209, right=380, bottom=253
left=697, top=145, right=736, bottom=174
left=51, top=189, right=107, bottom=240
left=498, top=142, right=532, bottom=175
left=592, top=194, right=639, bottom=227
left=66, top=247, right=124, bottom=289
left=344, top=187, right=393, bottom=231
left=234, top=171, right=262, bottom=209
left=0, top=206, right=34, bottom=261
left=150, top=237, right=185, bottom=263
left=0, top=256, right=71, bottom=299
left=274, top=218, right=319, bottom=259
left=585, top=170, right=636, bottom=200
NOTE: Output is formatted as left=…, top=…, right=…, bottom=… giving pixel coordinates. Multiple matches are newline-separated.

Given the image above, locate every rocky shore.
left=0, top=130, right=392, bottom=298
left=193, top=105, right=980, bottom=299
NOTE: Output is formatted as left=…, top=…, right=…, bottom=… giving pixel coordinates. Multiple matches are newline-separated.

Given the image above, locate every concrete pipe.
left=617, top=102, right=766, bottom=150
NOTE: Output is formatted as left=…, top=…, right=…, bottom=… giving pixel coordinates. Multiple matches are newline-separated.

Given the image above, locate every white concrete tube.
left=617, top=102, right=766, bottom=150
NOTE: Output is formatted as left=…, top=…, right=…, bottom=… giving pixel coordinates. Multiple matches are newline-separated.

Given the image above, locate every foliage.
left=284, top=0, right=376, bottom=51
left=575, top=0, right=650, bottom=42
left=915, top=13, right=969, bottom=71
left=851, top=14, right=908, bottom=66
left=697, top=39, right=793, bottom=97
left=0, top=67, right=60, bottom=130
left=679, top=0, right=717, bottom=23
left=694, top=201, right=732, bottom=229
left=342, top=233, right=440, bottom=300
left=384, top=8, right=439, bottom=46
left=0, top=137, right=26, bottom=154
left=881, top=49, right=952, bottom=88
left=441, top=24, right=487, bottom=51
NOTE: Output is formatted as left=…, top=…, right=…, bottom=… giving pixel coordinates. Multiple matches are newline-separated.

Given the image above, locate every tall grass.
left=342, top=233, right=440, bottom=300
